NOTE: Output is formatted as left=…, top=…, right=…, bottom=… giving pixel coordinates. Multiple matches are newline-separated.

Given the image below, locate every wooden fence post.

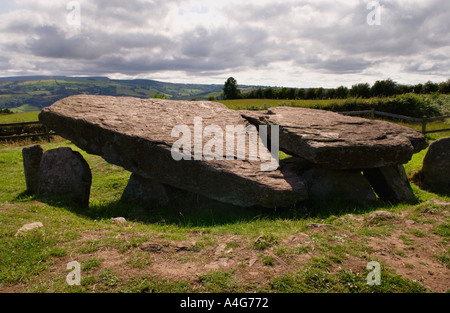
left=422, top=116, right=427, bottom=134
left=44, top=125, right=50, bottom=142
left=370, top=108, right=375, bottom=120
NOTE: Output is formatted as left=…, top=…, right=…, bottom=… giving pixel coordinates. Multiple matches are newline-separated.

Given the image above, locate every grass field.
left=0, top=134, right=449, bottom=293
left=218, top=94, right=450, bottom=115
left=9, top=104, right=41, bottom=113
left=218, top=98, right=338, bottom=110
left=0, top=101, right=449, bottom=293
left=0, top=111, right=40, bottom=124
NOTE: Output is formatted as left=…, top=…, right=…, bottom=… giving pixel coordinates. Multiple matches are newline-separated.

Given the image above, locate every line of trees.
left=222, top=77, right=450, bottom=100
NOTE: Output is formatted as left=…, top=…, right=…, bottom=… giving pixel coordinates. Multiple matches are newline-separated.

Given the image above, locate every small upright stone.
left=38, top=147, right=92, bottom=207
left=22, top=145, right=44, bottom=193
left=363, top=165, right=415, bottom=203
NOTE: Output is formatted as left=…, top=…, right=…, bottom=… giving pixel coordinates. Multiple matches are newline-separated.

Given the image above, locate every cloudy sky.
left=0, top=0, right=448, bottom=87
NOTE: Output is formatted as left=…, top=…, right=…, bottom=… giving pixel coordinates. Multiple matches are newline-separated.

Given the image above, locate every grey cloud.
left=25, top=25, right=111, bottom=60
left=403, top=57, right=450, bottom=75
left=0, top=0, right=448, bottom=83
left=308, top=56, right=377, bottom=74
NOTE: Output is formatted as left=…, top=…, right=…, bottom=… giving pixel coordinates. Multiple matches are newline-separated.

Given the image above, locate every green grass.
left=218, top=98, right=338, bottom=110
left=0, top=111, right=40, bottom=123
left=268, top=264, right=428, bottom=293
left=1, top=126, right=449, bottom=292
left=9, top=104, right=41, bottom=113
left=198, top=270, right=243, bottom=293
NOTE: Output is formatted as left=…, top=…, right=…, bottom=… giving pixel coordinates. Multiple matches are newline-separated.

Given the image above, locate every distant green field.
left=0, top=111, right=40, bottom=123
left=218, top=98, right=338, bottom=110
left=10, top=104, right=41, bottom=113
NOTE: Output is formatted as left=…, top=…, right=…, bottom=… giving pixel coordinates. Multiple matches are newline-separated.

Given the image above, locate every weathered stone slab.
left=241, top=107, right=428, bottom=169
left=39, top=95, right=308, bottom=208
left=422, top=137, right=450, bottom=191
left=38, top=147, right=92, bottom=206
left=302, top=168, right=377, bottom=201
left=363, top=165, right=415, bottom=203
left=22, top=144, right=44, bottom=193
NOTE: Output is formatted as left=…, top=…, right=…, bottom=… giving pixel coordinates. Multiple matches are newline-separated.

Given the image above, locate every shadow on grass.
left=411, top=171, right=450, bottom=198
left=30, top=191, right=398, bottom=228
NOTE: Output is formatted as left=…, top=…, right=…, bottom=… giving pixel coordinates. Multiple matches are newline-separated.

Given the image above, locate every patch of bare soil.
left=3, top=205, right=448, bottom=293
left=366, top=212, right=449, bottom=292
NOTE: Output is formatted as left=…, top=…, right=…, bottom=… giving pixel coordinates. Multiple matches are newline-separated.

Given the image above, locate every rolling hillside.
left=0, top=76, right=235, bottom=110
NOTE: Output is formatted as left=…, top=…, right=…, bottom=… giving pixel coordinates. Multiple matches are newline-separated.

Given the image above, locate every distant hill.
left=0, top=76, right=251, bottom=110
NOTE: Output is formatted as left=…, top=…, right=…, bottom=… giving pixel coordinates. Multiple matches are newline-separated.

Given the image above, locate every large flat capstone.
left=241, top=107, right=428, bottom=169
left=39, top=95, right=308, bottom=208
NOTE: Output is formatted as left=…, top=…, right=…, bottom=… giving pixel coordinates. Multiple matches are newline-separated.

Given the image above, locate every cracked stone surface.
left=241, top=106, right=428, bottom=169
left=39, top=95, right=307, bottom=208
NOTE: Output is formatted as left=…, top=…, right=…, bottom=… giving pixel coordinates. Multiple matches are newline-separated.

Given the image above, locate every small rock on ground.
left=15, top=222, right=44, bottom=237
left=205, top=258, right=235, bottom=270
left=140, top=243, right=164, bottom=252
left=112, top=217, right=127, bottom=224
left=307, top=223, right=332, bottom=229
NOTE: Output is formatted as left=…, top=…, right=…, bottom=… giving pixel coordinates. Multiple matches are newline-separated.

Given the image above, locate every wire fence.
left=0, top=121, right=53, bottom=141
left=339, top=108, right=450, bottom=134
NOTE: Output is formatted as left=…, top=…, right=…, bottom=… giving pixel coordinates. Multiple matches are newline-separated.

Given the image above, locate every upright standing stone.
left=38, top=147, right=92, bottom=207
left=122, top=173, right=170, bottom=205
left=302, top=167, right=377, bottom=201
left=363, top=165, right=415, bottom=203
left=422, top=137, right=450, bottom=191
left=22, top=145, right=44, bottom=193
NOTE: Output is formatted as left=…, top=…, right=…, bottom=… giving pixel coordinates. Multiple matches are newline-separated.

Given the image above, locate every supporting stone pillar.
left=122, top=173, right=239, bottom=209
left=122, top=173, right=170, bottom=205
left=363, top=165, right=415, bottom=203
left=301, top=167, right=377, bottom=201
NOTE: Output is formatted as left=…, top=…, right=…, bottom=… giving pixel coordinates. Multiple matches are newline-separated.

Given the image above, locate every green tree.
left=413, top=83, right=423, bottom=94
left=325, top=88, right=336, bottom=99
left=439, top=79, right=450, bottom=94
left=296, top=88, right=306, bottom=99
left=287, top=88, right=297, bottom=99
left=0, top=108, right=13, bottom=114
left=350, top=83, right=371, bottom=98
left=371, top=79, right=397, bottom=97
left=222, top=77, right=241, bottom=100
left=315, top=87, right=325, bottom=99
left=335, top=86, right=349, bottom=99
left=423, top=81, right=439, bottom=94
left=305, top=88, right=316, bottom=99
left=263, top=87, right=274, bottom=99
